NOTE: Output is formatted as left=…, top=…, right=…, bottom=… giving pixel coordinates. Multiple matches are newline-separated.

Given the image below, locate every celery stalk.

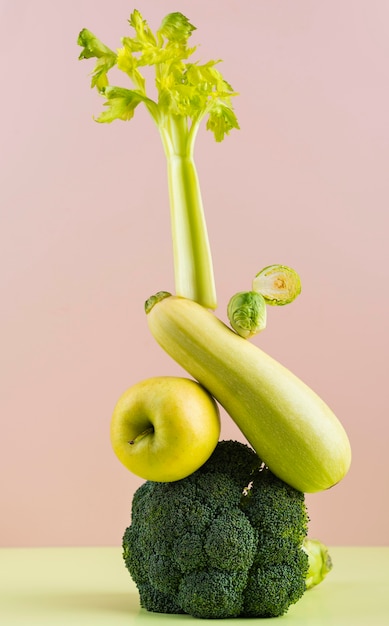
left=78, top=10, right=239, bottom=309
left=166, top=154, right=215, bottom=308
left=158, top=113, right=216, bottom=308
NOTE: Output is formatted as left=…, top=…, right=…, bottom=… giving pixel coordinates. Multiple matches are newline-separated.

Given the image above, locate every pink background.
left=1, top=0, right=388, bottom=547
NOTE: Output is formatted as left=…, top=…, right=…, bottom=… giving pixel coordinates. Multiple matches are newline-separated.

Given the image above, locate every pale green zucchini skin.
left=146, top=294, right=351, bottom=493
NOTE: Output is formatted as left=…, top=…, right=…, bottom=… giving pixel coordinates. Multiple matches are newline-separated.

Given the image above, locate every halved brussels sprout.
left=253, top=264, right=301, bottom=305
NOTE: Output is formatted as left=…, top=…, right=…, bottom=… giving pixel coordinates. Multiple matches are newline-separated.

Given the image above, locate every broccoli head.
left=122, top=440, right=310, bottom=619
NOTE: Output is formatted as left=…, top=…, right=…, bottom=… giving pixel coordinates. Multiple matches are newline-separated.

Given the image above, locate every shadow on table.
left=27, top=592, right=193, bottom=621
left=15, top=590, right=139, bottom=615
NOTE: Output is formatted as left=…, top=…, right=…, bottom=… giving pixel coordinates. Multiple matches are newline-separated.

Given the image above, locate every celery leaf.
left=96, top=86, right=154, bottom=123
left=77, top=29, right=117, bottom=91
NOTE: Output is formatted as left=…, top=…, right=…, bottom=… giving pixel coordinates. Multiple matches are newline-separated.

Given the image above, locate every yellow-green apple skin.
left=110, top=376, right=221, bottom=482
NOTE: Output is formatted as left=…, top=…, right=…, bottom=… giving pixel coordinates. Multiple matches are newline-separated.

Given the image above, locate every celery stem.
left=166, top=155, right=217, bottom=309
left=161, top=116, right=217, bottom=310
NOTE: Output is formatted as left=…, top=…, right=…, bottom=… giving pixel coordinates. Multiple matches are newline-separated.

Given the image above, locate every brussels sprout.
left=253, top=265, right=301, bottom=306
left=227, top=291, right=267, bottom=338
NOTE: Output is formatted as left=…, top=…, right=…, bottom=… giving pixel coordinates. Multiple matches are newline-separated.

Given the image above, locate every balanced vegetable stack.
left=78, top=9, right=351, bottom=619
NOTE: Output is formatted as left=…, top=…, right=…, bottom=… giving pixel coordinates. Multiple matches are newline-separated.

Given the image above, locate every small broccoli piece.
left=122, top=440, right=311, bottom=619
left=303, top=537, right=333, bottom=589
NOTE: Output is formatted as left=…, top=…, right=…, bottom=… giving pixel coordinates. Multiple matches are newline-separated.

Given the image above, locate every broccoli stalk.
left=122, top=440, right=330, bottom=619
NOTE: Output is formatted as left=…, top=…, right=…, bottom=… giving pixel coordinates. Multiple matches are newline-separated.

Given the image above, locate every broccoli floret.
left=204, top=509, right=258, bottom=571
left=200, top=439, right=261, bottom=488
left=122, top=440, right=310, bottom=619
left=178, top=569, right=248, bottom=618
left=243, top=562, right=307, bottom=617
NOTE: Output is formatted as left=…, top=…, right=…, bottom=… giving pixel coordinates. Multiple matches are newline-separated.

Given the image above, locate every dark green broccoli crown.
left=122, top=440, right=309, bottom=619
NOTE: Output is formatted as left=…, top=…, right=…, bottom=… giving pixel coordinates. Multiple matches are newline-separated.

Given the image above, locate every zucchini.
left=146, top=292, right=351, bottom=493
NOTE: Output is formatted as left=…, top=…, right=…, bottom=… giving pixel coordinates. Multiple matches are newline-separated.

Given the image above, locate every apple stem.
left=128, top=427, right=154, bottom=445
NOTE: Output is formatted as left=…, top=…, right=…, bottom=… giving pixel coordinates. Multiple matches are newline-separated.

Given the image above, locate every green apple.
left=110, top=376, right=221, bottom=482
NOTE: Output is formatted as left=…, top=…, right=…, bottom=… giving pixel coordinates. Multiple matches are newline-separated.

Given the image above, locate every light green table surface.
left=0, top=547, right=388, bottom=625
